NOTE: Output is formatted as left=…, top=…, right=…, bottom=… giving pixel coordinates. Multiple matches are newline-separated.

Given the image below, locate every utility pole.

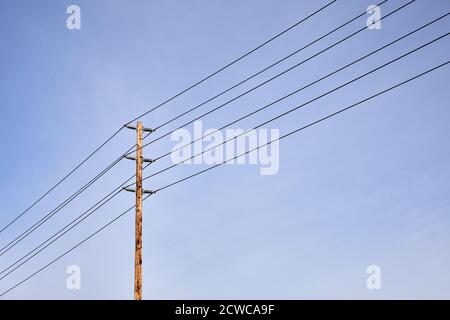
left=124, top=121, right=154, bottom=301
left=134, top=121, right=143, bottom=300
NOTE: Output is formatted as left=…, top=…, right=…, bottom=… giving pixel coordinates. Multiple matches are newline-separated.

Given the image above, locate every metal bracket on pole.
left=125, top=123, right=154, bottom=133
left=123, top=187, right=154, bottom=195
left=124, top=124, right=137, bottom=130
left=124, top=155, right=154, bottom=163
left=125, top=155, right=136, bottom=161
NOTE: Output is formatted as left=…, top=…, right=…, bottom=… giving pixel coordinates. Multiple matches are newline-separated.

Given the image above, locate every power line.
left=2, top=60, right=447, bottom=297
left=0, top=1, right=335, bottom=236
left=2, top=12, right=443, bottom=270
left=0, top=188, right=122, bottom=280
left=154, top=61, right=450, bottom=193
left=124, top=0, right=338, bottom=125
left=0, top=5, right=435, bottom=290
left=136, top=32, right=450, bottom=188
left=0, top=0, right=336, bottom=252
left=0, top=190, right=123, bottom=279
left=0, top=161, right=155, bottom=279
left=0, top=3, right=416, bottom=276
left=0, top=0, right=377, bottom=252
left=152, top=0, right=389, bottom=131
left=0, top=146, right=131, bottom=256
left=124, top=0, right=415, bottom=157
left=143, top=13, right=449, bottom=174
left=0, top=127, right=124, bottom=235
left=0, top=194, right=153, bottom=297
left=0, top=143, right=157, bottom=257
left=2, top=0, right=430, bottom=295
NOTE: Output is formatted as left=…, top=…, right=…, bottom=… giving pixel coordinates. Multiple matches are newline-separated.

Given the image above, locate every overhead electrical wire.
left=125, top=0, right=338, bottom=124
left=0, top=167, right=148, bottom=277
left=154, top=61, right=449, bottom=193
left=0, top=150, right=130, bottom=256
left=0, top=188, right=123, bottom=280
left=0, top=0, right=402, bottom=251
left=141, top=13, right=449, bottom=173
left=0, top=193, right=153, bottom=297
left=2, top=25, right=447, bottom=278
left=0, top=155, right=155, bottom=257
left=0, top=0, right=336, bottom=235
left=124, top=0, right=414, bottom=157
left=152, top=0, right=389, bottom=131
left=0, top=127, right=124, bottom=235
left=2, top=59, right=447, bottom=297
left=0, top=2, right=406, bottom=274
left=3, top=0, right=442, bottom=298
left=131, top=33, right=450, bottom=188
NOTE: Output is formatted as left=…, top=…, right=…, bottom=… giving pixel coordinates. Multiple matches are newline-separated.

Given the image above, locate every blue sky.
left=0, top=0, right=449, bottom=299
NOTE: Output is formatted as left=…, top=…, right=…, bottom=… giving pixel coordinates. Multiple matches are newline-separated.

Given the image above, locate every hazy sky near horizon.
left=0, top=0, right=449, bottom=299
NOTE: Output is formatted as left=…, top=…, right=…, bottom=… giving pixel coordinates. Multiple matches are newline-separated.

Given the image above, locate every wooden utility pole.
left=124, top=121, right=154, bottom=300
left=134, top=121, right=143, bottom=300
